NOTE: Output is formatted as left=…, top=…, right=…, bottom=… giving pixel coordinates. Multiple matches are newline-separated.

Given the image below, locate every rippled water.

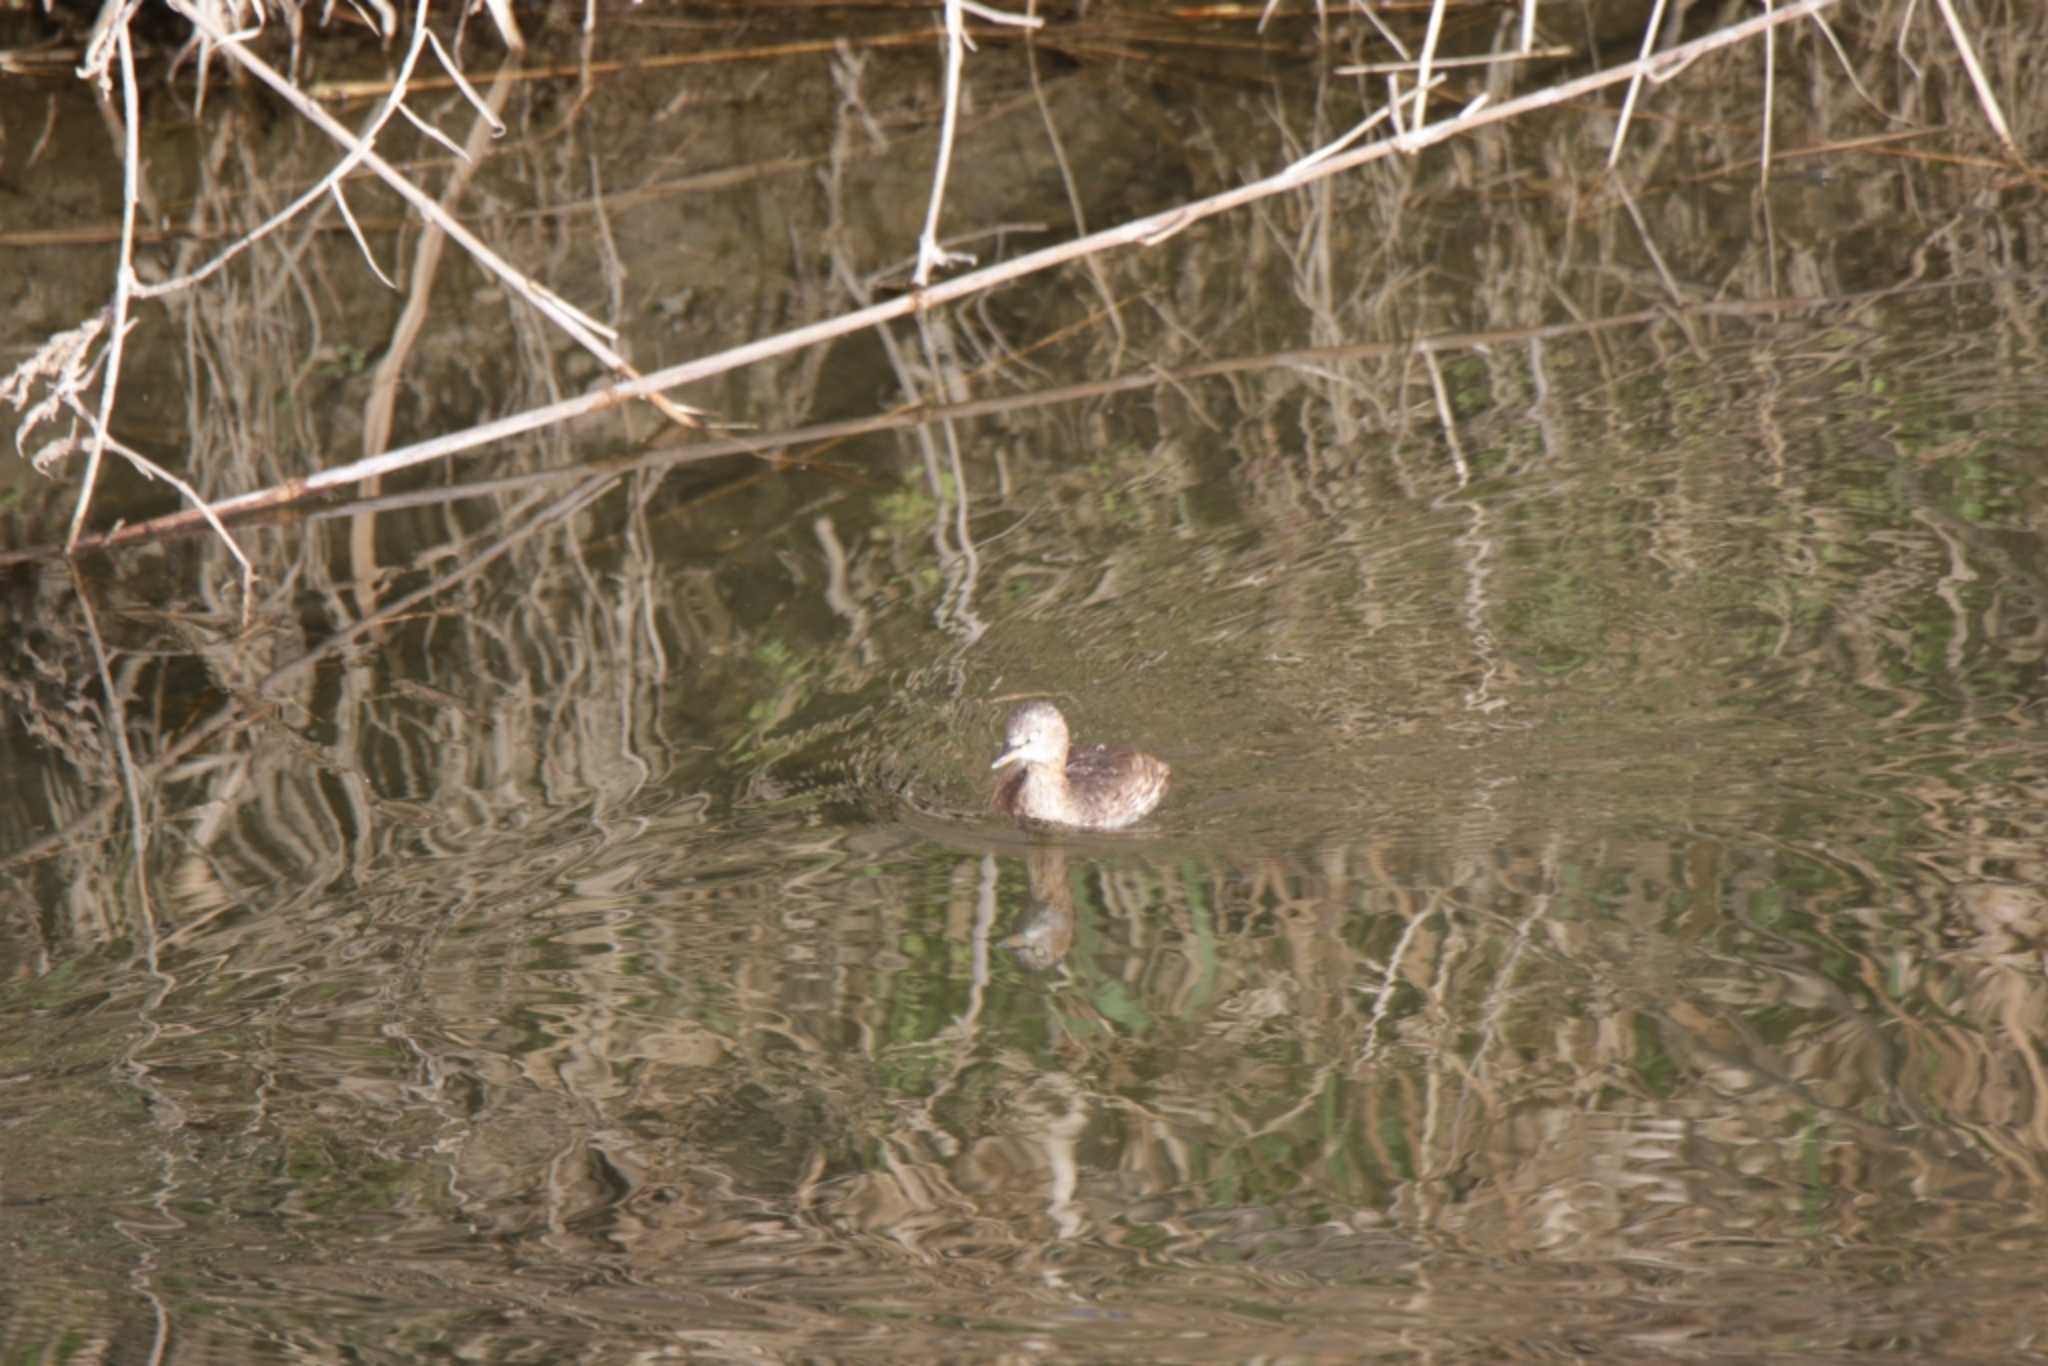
left=7, top=6, right=2048, bottom=1362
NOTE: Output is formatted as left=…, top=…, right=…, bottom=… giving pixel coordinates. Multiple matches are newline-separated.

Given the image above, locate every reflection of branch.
left=912, top=314, right=987, bottom=649
left=813, top=515, right=876, bottom=668
left=70, top=562, right=157, bottom=951
left=0, top=473, right=620, bottom=877
left=3, top=265, right=2002, bottom=565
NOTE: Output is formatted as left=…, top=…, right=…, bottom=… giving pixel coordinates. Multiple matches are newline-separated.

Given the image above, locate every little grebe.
left=991, top=701, right=1169, bottom=831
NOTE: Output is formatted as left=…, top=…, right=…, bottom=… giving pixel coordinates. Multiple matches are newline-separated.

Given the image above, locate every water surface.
left=5, top=5, right=2048, bottom=1361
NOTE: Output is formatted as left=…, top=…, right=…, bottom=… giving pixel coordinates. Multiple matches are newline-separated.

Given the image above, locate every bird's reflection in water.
left=1003, top=844, right=1076, bottom=970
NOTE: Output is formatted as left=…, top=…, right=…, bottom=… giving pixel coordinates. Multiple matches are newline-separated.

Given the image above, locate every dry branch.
left=26, top=0, right=2031, bottom=568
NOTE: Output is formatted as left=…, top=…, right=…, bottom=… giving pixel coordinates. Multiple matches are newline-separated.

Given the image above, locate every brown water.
left=6, top=4, right=2048, bottom=1361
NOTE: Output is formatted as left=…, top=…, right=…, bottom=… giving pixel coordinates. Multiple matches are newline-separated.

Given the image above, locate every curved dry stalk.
left=914, top=0, right=1044, bottom=286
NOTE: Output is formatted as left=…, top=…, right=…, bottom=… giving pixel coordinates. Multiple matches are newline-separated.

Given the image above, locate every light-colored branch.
left=68, top=1, right=145, bottom=551
left=1930, top=0, right=2015, bottom=155
left=1412, top=0, right=1450, bottom=131
left=913, top=0, right=1042, bottom=286
left=61, top=395, right=255, bottom=598
left=1761, top=0, right=1777, bottom=188
left=34, top=0, right=1839, bottom=550
left=131, top=0, right=436, bottom=300
left=1609, top=0, right=1675, bottom=168
left=34, top=258, right=1975, bottom=565
left=159, top=0, right=630, bottom=369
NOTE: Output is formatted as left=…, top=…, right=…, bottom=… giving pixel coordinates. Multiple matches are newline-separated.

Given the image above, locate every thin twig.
left=1609, top=0, right=1675, bottom=168
left=1419, top=346, right=1467, bottom=488
left=159, top=0, right=702, bottom=431
left=1412, top=0, right=1450, bottom=130
left=914, top=0, right=1042, bottom=286
left=60, top=398, right=255, bottom=592
left=1929, top=0, right=2016, bottom=156
left=1339, top=47, right=1570, bottom=76
left=1024, top=0, right=1122, bottom=360
left=1761, top=0, right=1776, bottom=188
left=69, top=1, right=145, bottom=552
left=130, top=6, right=436, bottom=300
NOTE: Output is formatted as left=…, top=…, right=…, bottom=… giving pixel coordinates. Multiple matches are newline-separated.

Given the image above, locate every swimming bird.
left=991, top=701, right=1169, bottom=831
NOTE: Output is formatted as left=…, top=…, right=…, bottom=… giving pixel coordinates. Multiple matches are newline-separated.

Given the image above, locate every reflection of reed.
left=530, top=824, right=2048, bottom=1298
left=3, top=3, right=2048, bottom=1355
